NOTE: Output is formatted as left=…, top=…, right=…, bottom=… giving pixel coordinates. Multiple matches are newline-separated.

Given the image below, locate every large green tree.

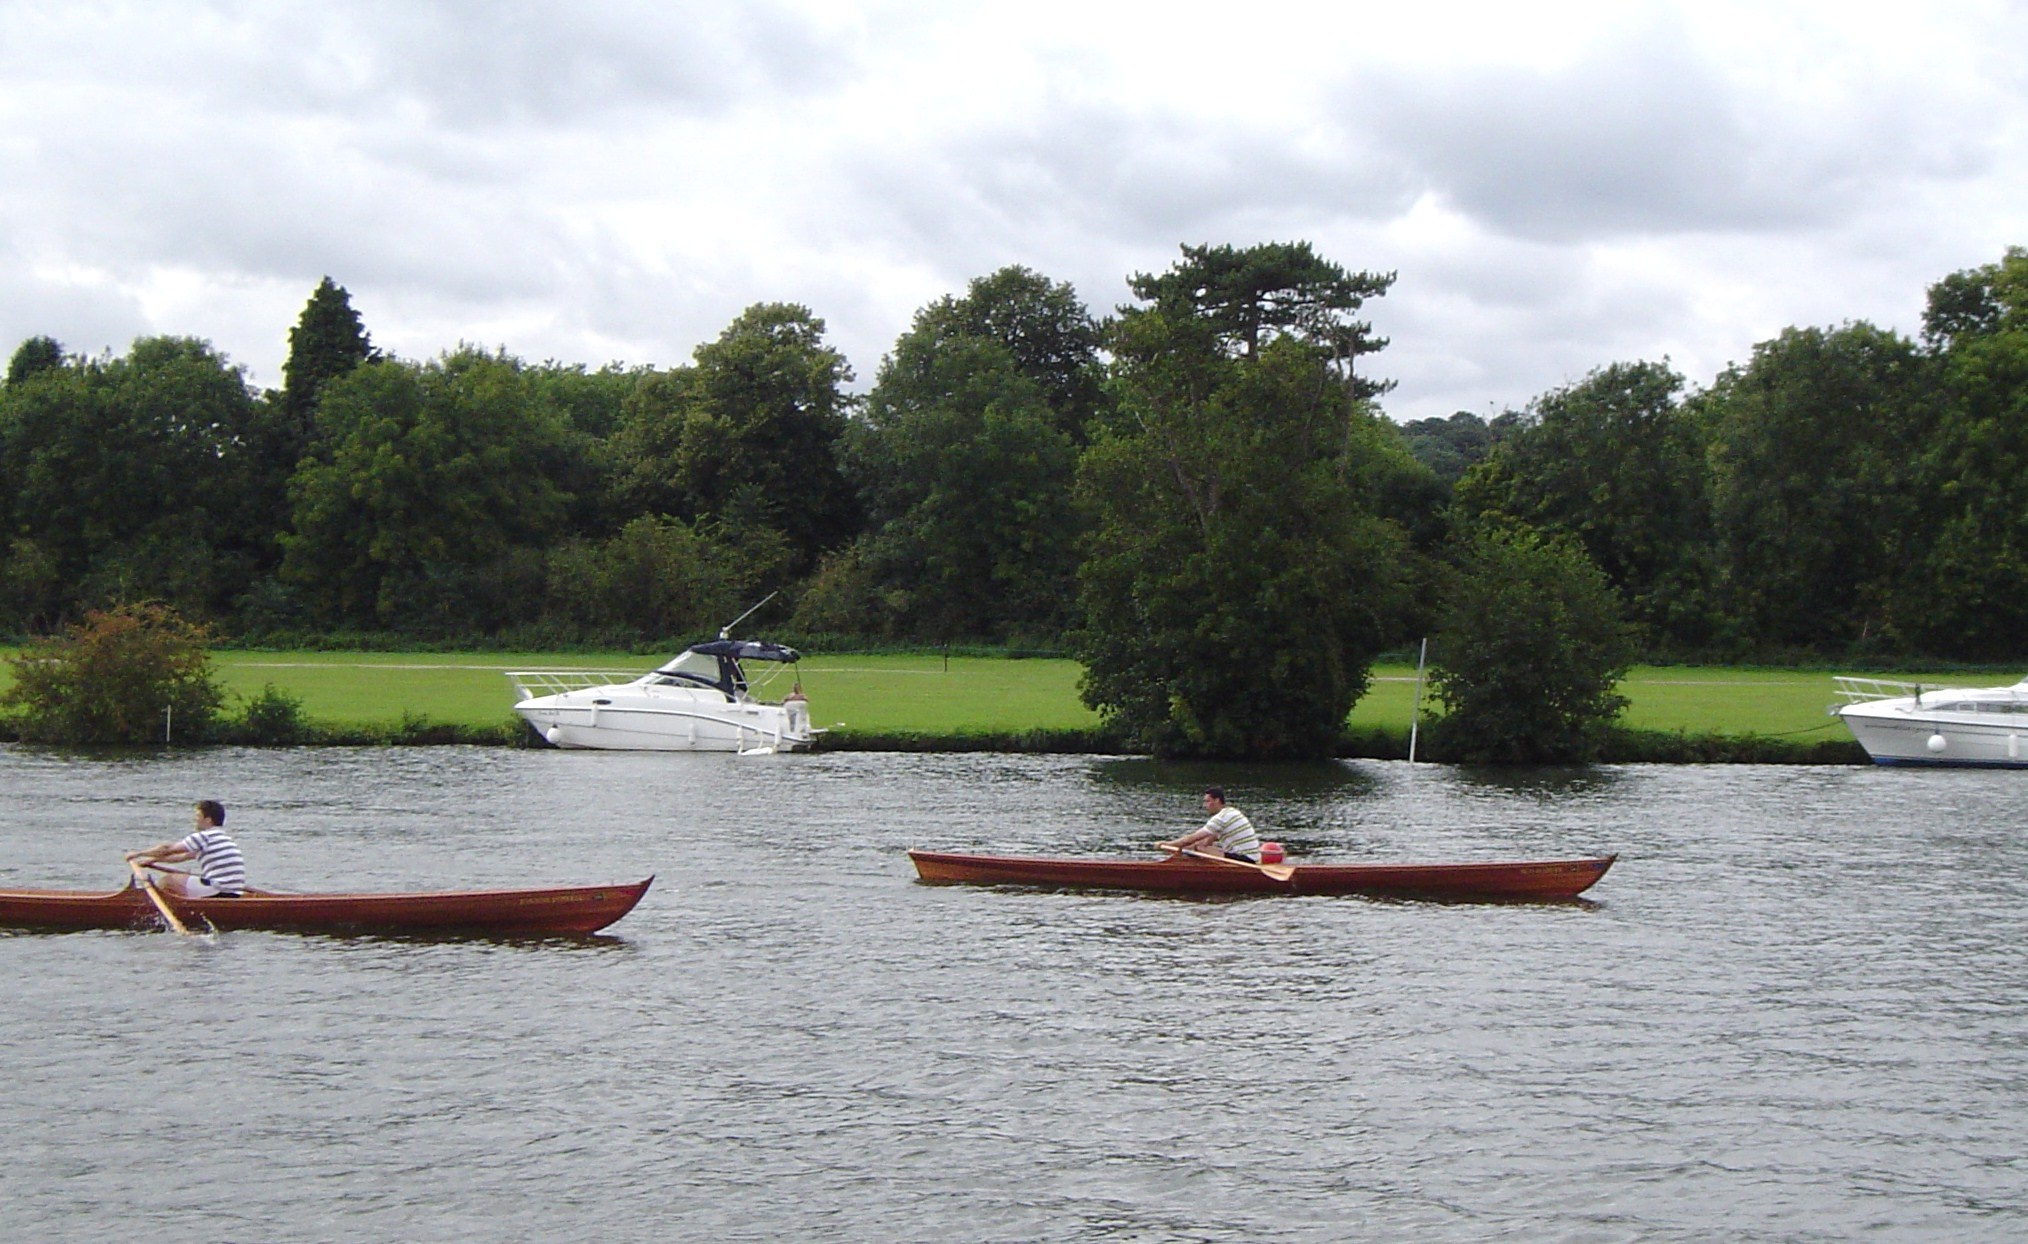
left=1891, top=247, right=2028, bottom=657
left=665, top=303, right=859, bottom=571
left=1073, top=243, right=1411, bottom=759
left=224, top=279, right=383, bottom=593
left=1699, top=323, right=1928, bottom=653
left=279, top=348, right=573, bottom=632
left=1454, top=361, right=1715, bottom=651
left=0, top=337, right=259, bottom=627
left=879, top=266, right=1108, bottom=440
left=831, top=267, right=1101, bottom=643
left=848, top=340, right=1081, bottom=643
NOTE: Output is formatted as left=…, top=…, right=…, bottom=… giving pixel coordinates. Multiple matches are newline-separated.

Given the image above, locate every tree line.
left=3, top=244, right=2023, bottom=757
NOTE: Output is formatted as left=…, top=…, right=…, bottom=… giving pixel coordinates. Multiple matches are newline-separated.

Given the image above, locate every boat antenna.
left=718, top=591, right=779, bottom=640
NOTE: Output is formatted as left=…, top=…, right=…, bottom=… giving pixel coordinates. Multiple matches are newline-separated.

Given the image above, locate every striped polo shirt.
left=1202, top=806, right=1261, bottom=858
left=178, top=828, right=246, bottom=894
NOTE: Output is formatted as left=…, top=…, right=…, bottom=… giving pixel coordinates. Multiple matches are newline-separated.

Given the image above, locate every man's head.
left=1201, top=787, right=1226, bottom=811
left=194, top=800, right=226, bottom=828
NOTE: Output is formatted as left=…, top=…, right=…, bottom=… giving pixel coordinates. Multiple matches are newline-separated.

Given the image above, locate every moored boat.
left=0, top=877, right=653, bottom=936
left=1832, top=675, right=2028, bottom=767
left=508, top=639, right=815, bottom=752
left=907, top=851, right=1613, bottom=900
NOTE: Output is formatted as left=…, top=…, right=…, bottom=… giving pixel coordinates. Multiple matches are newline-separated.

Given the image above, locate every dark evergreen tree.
left=279, top=277, right=375, bottom=447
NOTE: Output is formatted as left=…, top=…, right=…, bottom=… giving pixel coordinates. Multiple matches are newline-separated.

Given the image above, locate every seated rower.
left=1158, top=787, right=1261, bottom=863
left=126, top=800, right=246, bottom=897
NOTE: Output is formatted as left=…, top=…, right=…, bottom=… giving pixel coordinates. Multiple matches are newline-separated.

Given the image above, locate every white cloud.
left=1, top=0, right=2023, bottom=418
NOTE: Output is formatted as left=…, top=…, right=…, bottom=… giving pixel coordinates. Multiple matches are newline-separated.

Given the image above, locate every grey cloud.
left=1342, top=20, right=2002, bottom=243
left=318, top=2, right=860, bottom=130
left=7, top=3, right=857, bottom=141
left=819, top=95, right=1419, bottom=307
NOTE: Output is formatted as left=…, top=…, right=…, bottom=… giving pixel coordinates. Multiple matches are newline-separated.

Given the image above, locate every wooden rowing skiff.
left=908, top=851, right=1613, bottom=900
left=0, top=877, right=653, bottom=936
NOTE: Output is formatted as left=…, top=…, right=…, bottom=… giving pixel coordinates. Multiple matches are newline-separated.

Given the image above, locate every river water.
left=1, top=745, right=2023, bottom=1242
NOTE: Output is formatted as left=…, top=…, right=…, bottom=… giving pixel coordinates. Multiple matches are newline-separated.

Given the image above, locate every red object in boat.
left=908, top=851, right=1612, bottom=901
left=0, top=877, right=653, bottom=936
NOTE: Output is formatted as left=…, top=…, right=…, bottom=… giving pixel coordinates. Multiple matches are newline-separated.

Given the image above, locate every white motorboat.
left=508, top=640, right=818, bottom=752
left=1831, top=675, right=2028, bottom=767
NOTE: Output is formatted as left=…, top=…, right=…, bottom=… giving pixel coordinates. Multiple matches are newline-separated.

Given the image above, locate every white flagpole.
left=1407, top=637, right=1427, bottom=763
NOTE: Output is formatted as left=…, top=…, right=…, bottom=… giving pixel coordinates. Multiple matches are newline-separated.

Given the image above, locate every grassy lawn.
left=208, top=651, right=1109, bottom=735
left=2, top=647, right=1985, bottom=741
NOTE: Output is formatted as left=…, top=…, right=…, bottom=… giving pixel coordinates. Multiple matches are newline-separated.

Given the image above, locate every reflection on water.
left=2, top=745, right=2025, bottom=1242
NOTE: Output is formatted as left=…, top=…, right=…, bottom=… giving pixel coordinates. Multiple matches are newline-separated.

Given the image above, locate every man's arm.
left=125, top=841, right=194, bottom=868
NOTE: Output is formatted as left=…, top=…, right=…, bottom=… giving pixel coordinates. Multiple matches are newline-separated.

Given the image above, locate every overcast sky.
left=3, top=0, right=2022, bottom=423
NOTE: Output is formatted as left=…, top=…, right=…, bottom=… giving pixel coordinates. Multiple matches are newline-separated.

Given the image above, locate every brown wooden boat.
left=908, top=851, right=1613, bottom=900
left=0, top=877, right=653, bottom=936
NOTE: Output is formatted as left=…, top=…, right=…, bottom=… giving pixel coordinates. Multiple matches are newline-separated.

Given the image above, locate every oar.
left=129, top=860, right=194, bottom=936
left=1160, top=844, right=1296, bottom=883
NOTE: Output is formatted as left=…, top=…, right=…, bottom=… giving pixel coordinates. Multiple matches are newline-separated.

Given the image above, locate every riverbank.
left=0, top=649, right=1913, bottom=761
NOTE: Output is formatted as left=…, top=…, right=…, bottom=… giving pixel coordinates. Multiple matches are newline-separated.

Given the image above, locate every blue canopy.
left=686, top=640, right=801, bottom=663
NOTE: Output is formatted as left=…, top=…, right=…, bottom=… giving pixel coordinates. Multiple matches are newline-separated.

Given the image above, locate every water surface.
left=3, top=747, right=2023, bottom=1241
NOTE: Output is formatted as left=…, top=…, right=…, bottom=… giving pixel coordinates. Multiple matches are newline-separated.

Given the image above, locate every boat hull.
left=513, top=699, right=813, bottom=752
left=908, top=851, right=1613, bottom=900
left=0, top=878, right=653, bottom=936
left=1836, top=706, right=2028, bottom=767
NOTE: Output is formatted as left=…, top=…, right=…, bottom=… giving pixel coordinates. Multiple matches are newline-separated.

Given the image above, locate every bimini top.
left=648, top=639, right=801, bottom=700
left=685, top=640, right=801, bottom=663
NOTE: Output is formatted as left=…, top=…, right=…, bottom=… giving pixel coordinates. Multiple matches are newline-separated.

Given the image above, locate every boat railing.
left=1831, top=676, right=1924, bottom=706
left=505, top=670, right=637, bottom=699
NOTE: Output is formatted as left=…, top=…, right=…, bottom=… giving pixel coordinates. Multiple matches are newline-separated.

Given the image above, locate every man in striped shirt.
left=1158, top=787, right=1261, bottom=863
left=126, top=800, right=246, bottom=897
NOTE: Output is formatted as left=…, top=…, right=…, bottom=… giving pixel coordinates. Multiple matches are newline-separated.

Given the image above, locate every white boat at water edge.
left=1831, top=675, right=2028, bottom=767
left=507, top=639, right=818, bottom=752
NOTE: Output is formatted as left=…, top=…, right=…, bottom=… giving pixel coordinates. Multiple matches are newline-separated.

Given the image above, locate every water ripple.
left=2, top=747, right=2024, bottom=1241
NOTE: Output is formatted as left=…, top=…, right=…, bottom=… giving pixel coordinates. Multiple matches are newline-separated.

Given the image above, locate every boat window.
left=654, top=651, right=724, bottom=682
left=648, top=673, right=718, bottom=688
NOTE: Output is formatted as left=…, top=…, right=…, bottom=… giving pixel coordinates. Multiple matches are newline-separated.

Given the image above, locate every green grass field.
left=2, top=647, right=1982, bottom=742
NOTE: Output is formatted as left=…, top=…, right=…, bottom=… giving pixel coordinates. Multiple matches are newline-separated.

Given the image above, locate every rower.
left=125, top=800, right=246, bottom=897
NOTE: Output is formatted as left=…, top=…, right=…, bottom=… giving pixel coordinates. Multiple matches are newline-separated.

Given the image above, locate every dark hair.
left=1202, top=787, right=1226, bottom=802
left=196, top=799, right=226, bottom=826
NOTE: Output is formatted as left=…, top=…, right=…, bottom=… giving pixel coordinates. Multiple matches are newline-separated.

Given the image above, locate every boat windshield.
left=647, top=651, right=730, bottom=689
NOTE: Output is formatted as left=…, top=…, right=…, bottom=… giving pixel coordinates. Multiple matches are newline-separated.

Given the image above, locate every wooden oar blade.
left=1177, top=847, right=1295, bottom=883
left=129, top=861, right=193, bottom=935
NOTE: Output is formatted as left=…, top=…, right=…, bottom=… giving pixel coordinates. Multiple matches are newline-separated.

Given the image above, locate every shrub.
left=1425, top=529, right=1638, bottom=764
left=234, top=682, right=308, bottom=744
left=1, top=602, right=225, bottom=744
